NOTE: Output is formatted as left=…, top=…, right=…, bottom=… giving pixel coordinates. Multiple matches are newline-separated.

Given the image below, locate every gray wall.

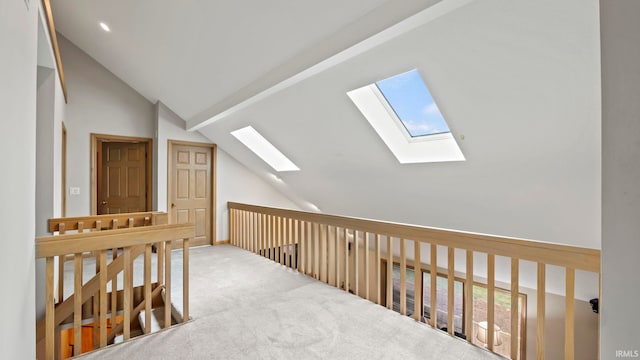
left=58, top=34, right=155, bottom=216
left=0, top=0, right=38, bottom=357
left=600, top=0, right=640, bottom=357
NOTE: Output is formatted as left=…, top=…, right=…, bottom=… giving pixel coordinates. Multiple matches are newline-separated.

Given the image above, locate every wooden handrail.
left=228, top=202, right=601, bottom=360
left=36, top=224, right=193, bottom=257
left=228, top=202, right=599, bottom=272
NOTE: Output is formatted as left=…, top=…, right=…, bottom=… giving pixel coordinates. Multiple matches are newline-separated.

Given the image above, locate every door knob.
left=101, top=201, right=107, bottom=205
left=171, top=203, right=176, bottom=208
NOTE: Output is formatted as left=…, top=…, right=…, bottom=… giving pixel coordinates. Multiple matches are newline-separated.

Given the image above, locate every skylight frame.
left=347, top=72, right=465, bottom=164
left=230, top=126, right=300, bottom=172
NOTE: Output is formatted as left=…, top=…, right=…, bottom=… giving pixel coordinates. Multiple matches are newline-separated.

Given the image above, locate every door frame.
left=90, top=133, right=153, bottom=215
left=167, top=140, right=217, bottom=244
left=61, top=122, right=67, bottom=217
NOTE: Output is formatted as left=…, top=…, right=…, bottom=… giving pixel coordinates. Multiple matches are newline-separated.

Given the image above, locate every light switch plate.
left=70, top=187, right=80, bottom=195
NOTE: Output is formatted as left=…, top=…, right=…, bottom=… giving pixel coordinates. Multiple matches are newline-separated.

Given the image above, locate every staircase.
left=35, top=212, right=194, bottom=359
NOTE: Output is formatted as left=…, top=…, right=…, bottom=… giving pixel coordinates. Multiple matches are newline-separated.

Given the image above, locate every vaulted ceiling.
left=52, top=0, right=602, bottom=250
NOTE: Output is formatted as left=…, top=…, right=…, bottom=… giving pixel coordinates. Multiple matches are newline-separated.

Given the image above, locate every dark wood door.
left=98, top=142, right=147, bottom=214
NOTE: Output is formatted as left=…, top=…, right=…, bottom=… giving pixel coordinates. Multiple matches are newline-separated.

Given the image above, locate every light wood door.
left=170, top=144, right=212, bottom=246
left=98, top=142, right=147, bottom=214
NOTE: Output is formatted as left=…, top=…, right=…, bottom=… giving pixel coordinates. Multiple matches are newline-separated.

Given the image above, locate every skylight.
left=347, top=69, right=464, bottom=164
left=231, top=126, right=300, bottom=172
left=375, top=69, right=449, bottom=137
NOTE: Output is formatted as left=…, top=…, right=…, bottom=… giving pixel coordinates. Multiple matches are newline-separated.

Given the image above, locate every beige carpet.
left=77, top=245, right=501, bottom=360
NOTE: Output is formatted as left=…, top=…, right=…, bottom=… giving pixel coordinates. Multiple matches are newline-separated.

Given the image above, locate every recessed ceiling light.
left=231, top=126, right=300, bottom=172
left=99, top=22, right=111, bottom=32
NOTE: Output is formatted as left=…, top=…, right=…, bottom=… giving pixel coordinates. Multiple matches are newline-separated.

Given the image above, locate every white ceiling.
left=51, top=0, right=437, bottom=121
left=53, top=0, right=602, bottom=255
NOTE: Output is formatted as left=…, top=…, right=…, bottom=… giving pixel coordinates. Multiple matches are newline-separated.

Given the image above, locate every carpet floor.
left=76, top=245, right=501, bottom=360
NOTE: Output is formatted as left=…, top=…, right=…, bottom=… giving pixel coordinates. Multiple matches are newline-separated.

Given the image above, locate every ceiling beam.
left=186, top=0, right=473, bottom=131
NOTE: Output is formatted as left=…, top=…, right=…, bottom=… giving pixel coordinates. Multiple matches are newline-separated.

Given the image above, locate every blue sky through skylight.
left=375, top=69, right=449, bottom=137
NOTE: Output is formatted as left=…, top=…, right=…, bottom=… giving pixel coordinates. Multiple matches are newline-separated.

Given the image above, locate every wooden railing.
left=36, top=212, right=194, bottom=360
left=228, top=202, right=600, bottom=360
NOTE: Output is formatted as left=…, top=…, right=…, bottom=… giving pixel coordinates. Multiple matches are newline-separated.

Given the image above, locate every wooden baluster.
left=99, top=250, right=107, bottom=347
left=292, top=219, right=296, bottom=270
left=288, top=219, right=293, bottom=268
left=400, top=238, right=406, bottom=315
left=251, top=212, right=256, bottom=254
left=276, top=216, right=284, bottom=265
left=283, top=218, right=288, bottom=266
left=511, top=258, right=520, bottom=359
left=261, top=213, right=265, bottom=257
left=364, top=232, right=370, bottom=300
left=354, top=230, right=359, bottom=296
left=284, top=218, right=289, bottom=267
left=265, top=215, right=270, bottom=259
left=344, top=228, right=349, bottom=293
left=95, top=220, right=105, bottom=349
left=293, top=219, right=298, bottom=269
left=241, top=210, right=245, bottom=249
left=320, top=224, right=327, bottom=282
left=335, top=227, right=340, bottom=288
left=414, top=240, right=422, bottom=321
left=157, top=241, right=164, bottom=287
left=537, top=263, right=546, bottom=360
left=447, top=247, right=455, bottom=335
left=487, top=254, right=495, bottom=350
left=254, top=212, right=258, bottom=254
left=164, top=240, right=172, bottom=329
left=565, top=267, right=575, bottom=360
left=298, top=221, right=304, bottom=271
left=308, top=223, right=313, bottom=276
left=45, top=256, right=55, bottom=360
left=430, top=244, right=437, bottom=328
left=128, top=217, right=134, bottom=228
left=296, top=220, right=302, bottom=271
left=73, top=253, right=83, bottom=356
left=111, top=219, right=118, bottom=329
left=274, top=216, right=279, bottom=263
left=183, top=237, right=190, bottom=322
left=313, top=223, right=320, bottom=280
left=386, top=235, right=393, bottom=309
left=123, top=248, right=132, bottom=340
left=144, top=244, right=152, bottom=334
left=229, top=209, right=233, bottom=246
left=375, top=234, right=381, bottom=305
left=57, top=223, right=66, bottom=304
left=465, top=250, right=474, bottom=341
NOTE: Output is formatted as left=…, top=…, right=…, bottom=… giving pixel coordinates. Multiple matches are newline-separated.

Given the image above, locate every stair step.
left=138, top=307, right=174, bottom=334
left=161, top=288, right=185, bottom=323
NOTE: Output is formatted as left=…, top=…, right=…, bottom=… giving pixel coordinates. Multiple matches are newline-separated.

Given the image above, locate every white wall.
left=154, top=101, right=212, bottom=212
left=58, top=35, right=154, bottom=216
left=217, top=149, right=299, bottom=241
left=153, top=101, right=299, bottom=241
left=0, top=0, right=38, bottom=357
left=600, top=0, right=640, bottom=357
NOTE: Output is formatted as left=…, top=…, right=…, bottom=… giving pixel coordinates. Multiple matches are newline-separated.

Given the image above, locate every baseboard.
left=215, top=240, right=230, bottom=245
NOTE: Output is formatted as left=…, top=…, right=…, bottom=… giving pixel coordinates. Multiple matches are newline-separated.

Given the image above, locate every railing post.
left=164, top=240, right=172, bottom=329
left=511, top=258, right=520, bottom=359
left=537, top=263, right=546, bottom=360
left=183, top=237, right=190, bottom=322
left=45, top=256, right=55, bottom=360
